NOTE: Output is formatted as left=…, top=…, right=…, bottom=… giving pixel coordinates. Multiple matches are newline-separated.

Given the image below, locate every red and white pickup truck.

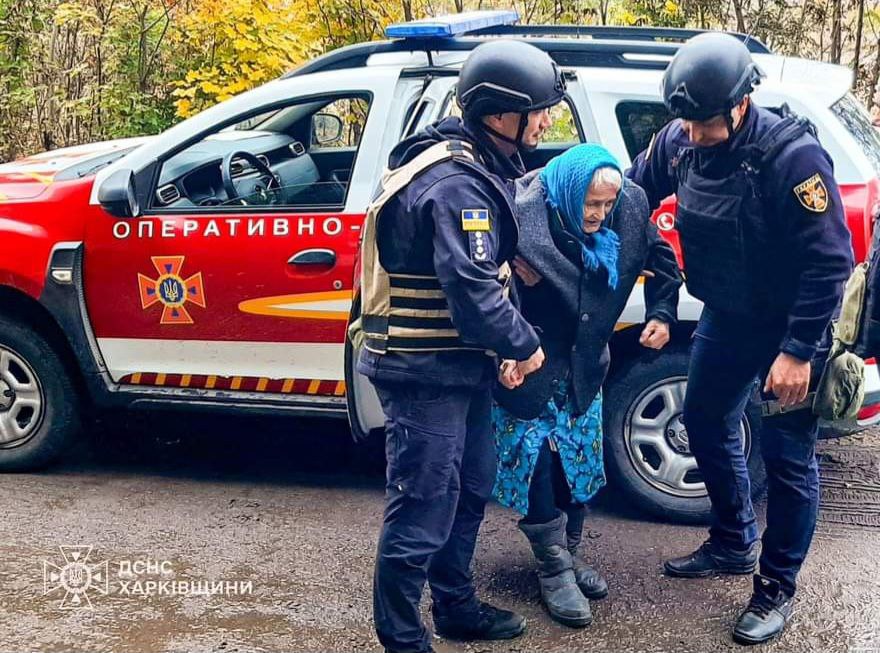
left=0, top=15, right=878, bottom=521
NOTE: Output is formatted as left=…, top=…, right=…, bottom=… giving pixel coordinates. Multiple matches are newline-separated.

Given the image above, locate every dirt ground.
left=0, top=412, right=878, bottom=653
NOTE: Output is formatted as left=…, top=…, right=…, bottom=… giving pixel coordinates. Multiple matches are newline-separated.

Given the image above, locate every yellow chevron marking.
left=307, top=379, right=321, bottom=394
left=131, top=373, right=142, bottom=384
left=155, top=373, right=167, bottom=386
left=256, top=378, right=268, bottom=392
left=231, top=376, right=242, bottom=390
left=22, top=172, right=54, bottom=184
left=180, top=374, right=192, bottom=387
left=206, top=375, right=217, bottom=389
left=282, top=379, right=295, bottom=393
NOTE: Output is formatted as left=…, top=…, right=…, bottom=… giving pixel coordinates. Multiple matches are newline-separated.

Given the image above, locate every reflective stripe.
left=388, top=326, right=461, bottom=338
left=390, top=308, right=452, bottom=319
left=389, top=287, right=447, bottom=299
left=389, top=315, right=456, bottom=330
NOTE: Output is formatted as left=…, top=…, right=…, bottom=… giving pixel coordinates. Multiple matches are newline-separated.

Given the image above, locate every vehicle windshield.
left=831, top=93, right=880, bottom=178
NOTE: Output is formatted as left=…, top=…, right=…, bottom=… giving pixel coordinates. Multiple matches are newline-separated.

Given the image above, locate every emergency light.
left=384, top=10, right=519, bottom=39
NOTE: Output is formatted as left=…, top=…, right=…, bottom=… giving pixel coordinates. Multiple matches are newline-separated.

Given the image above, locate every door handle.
left=288, top=248, right=336, bottom=266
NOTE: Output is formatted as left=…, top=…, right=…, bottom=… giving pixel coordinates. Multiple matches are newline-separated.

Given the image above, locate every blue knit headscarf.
left=539, top=143, right=622, bottom=289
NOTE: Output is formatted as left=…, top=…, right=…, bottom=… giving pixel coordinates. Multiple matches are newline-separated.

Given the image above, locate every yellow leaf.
left=176, top=99, right=193, bottom=118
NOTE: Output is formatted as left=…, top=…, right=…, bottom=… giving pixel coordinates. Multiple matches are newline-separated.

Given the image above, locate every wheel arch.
left=0, top=284, right=89, bottom=409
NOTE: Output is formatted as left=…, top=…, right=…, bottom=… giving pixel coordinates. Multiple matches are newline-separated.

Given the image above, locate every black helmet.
left=662, top=32, right=765, bottom=121
left=457, top=40, right=566, bottom=119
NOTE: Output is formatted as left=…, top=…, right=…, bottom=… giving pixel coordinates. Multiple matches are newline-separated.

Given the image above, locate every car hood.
left=0, top=137, right=153, bottom=201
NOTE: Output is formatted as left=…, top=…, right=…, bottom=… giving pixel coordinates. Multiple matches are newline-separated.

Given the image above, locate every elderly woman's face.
left=581, top=183, right=619, bottom=234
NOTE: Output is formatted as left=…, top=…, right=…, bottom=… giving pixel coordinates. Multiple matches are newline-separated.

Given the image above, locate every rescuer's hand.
left=764, top=352, right=811, bottom=408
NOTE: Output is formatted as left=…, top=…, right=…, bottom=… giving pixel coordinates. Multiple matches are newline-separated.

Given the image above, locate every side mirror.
left=311, top=113, right=344, bottom=146
left=98, top=168, right=140, bottom=218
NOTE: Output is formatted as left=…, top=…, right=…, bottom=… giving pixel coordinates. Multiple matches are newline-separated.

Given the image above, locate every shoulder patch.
left=793, top=173, right=828, bottom=213
left=461, top=208, right=491, bottom=232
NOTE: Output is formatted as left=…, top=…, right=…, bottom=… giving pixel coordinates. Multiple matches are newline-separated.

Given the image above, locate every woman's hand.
left=499, top=359, right=524, bottom=389
left=640, top=319, right=670, bottom=350
left=513, top=256, right=542, bottom=287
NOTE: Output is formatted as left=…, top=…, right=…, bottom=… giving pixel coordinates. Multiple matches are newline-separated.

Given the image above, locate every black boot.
left=565, top=505, right=608, bottom=600
left=732, top=575, right=794, bottom=645
left=519, top=511, right=592, bottom=628
left=432, top=600, right=526, bottom=642
left=664, top=539, right=758, bottom=578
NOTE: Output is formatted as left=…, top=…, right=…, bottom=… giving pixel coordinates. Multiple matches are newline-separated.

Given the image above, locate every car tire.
left=0, top=317, right=80, bottom=471
left=604, top=346, right=766, bottom=524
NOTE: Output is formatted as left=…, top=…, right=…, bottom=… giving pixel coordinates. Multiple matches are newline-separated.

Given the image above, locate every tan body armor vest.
left=358, top=140, right=511, bottom=355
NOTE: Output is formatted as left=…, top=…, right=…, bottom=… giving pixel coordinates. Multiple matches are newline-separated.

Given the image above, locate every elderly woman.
left=493, top=143, right=682, bottom=627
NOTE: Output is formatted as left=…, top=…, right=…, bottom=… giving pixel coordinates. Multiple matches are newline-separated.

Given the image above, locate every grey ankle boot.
left=565, top=505, right=608, bottom=600
left=518, top=511, right=592, bottom=628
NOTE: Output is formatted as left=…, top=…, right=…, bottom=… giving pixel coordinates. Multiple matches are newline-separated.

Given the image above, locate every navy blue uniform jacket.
left=627, top=105, right=854, bottom=361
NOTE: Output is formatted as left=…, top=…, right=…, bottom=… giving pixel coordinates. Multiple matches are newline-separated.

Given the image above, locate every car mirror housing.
left=98, top=168, right=141, bottom=218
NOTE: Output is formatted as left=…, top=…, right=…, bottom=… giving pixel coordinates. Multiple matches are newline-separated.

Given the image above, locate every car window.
left=616, top=101, right=672, bottom=160
left=151, top=93, right=372, bottom=213
left=542, top=101, right=580, bottom=145
left=831, top=93, right=880, bottom=178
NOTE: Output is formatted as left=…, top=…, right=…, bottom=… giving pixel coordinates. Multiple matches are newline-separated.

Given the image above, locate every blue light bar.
left=385, top=10, right=519, bottom=39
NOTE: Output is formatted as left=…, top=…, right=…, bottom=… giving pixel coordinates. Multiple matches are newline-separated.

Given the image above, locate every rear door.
left=85, top=68, right=411, bottom=403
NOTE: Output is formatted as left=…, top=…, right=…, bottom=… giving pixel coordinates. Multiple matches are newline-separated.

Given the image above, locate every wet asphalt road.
left=0, top=411, right=878, bottom=653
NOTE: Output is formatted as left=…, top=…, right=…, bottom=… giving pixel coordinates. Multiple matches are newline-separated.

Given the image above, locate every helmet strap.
left=724, top=111, right=736, bottom=142
left=480, top=112, right=533, bottom=151
left=481, top=122, right=519, bottom=147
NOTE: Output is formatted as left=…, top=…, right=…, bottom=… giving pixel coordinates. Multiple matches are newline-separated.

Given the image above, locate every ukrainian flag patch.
left=461, top=209, right=490, bottom=231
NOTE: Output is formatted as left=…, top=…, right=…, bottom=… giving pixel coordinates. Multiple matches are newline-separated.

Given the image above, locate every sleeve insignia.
left=793, top=173, right=828, bottom=213
left=468, top=231, right=490, bottom=262
left=461, top=208, right=491, bottom=231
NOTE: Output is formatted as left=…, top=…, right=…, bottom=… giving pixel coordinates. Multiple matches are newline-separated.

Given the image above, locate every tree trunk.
left=732, top=0, right=746, bottom=32
left=853, top=0, right=866, bottom=84
left=830, top=0, right=842, bottom=63
left=401, top=0, right=413, bottom=21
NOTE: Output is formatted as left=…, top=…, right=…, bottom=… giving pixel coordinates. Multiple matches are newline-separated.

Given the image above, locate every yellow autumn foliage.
left=170, top=0, right=314, bottom=117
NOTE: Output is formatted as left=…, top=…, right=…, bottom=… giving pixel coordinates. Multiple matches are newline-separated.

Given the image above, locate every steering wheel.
left=221, top=150, right=281, bottom=203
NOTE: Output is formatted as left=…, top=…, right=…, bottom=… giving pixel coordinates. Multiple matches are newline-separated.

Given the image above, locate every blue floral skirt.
left=493, top=383, right=606, bottom=516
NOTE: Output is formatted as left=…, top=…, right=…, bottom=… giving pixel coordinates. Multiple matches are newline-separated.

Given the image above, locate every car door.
left=85, top=67, right=408, bottom=400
